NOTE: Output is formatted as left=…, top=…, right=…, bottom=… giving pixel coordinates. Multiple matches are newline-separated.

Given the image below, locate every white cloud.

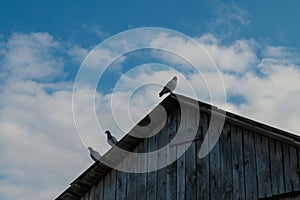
left=150, top=33, right=258, bottom=73
left=149, top=32, right=300, bottom=134
left=67, top=44, right=89, bottom=64
left=216, top=3, right=250, bottom=26
left=207, top=3, right=250, bottom=37
left=197, top=34, right=258, bottom=72
left=0, top=30, right=300, bottom=200
left=1, top=32, right=63, bottom=81
left=264, top=46, right=288, bottom=58
left=0, top=33, right=91, bottom=200
left=0, top=82, right=90, bottom=200
left=221, top=62, right=300, bottom=134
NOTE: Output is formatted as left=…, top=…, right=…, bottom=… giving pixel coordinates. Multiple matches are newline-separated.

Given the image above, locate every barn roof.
left=56, top=94, right=300, bottom=200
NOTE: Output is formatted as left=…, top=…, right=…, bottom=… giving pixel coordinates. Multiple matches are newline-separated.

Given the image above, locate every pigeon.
left=105, top=130, right=118, bottom=146
left=159, top=76, right=177, bottom=97
left=87, top=147, right=101, bottom=162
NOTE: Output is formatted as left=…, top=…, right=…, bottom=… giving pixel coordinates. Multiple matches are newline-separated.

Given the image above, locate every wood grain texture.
left=289, top=146, right=300, bottom=191
left=231, top=124, right=245, bottom=200
left=116, top=159, right=127, bottom=200
left=177, top=143, right=186, bottom=200
left=70, top=105, right=300, bottom=200
left=196, top=112, right=210, bottom=200
left=156, top=127, right=168, bottom=200
left=136, top=140, right=147, bottom=200
left=269, top=139, right=284, bottom=195
left=209, top=117, right=222, bottom=200
left=255, top=134, right=272, bottom=198
left=146, top=133, right=157, bottom=200
left=185, top=107, right=197, bottom=200
left=166, top=111, right=177, bottom=200
left=220, top=122, right=233, bottom=200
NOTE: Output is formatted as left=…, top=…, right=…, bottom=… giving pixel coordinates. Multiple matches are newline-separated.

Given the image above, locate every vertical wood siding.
left=81, top=106, right=300, bottom=200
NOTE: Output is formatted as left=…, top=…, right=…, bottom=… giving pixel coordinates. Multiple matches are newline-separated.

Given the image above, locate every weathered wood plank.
left=84, top=189, right=90, bottom=200
left=220, top=122, right=233, bottom=200
left=283, top=143, right=292, bottom=193
left=166, top=111, right=177, bottom=200
left=298, top=148, right=300, bottom=190
left=176, top=105, right=189, bottom=200
left=231, top=124, right=245, bottom=200
left=243, top=130, right=257, bottom=200
left=289, top=146, right=300, bottom=191
left=209, top=116, right=222, bottom=200
left=88, top=185, right=94, bottom=200
left=94, top=178, right=103, bottom=200
left=126, top=148, right=137, bottom=200
left=116, top=159, right=127, bottom=200
left=111, top=170, right=116, bottom=200
left=103, top=170, right=116, bottom=200
left=185, top=107, right=197, bottom=200
left=269, top=139, right=284, bottom=195
left=185, top=141, right=197, bottom=200
left=156, top=125, right=168, bottom=200
left=136, top=140, right=147, bottom=200
left=196, top=112, right=210, bottom=200
left=255, top=133, right=272, bottom=198
left=147, top=133, right=157, bottom=200
left=177, top=143, right=186, bottom=200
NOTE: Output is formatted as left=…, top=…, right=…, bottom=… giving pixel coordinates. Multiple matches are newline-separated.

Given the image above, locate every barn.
left=56, top=94, right=300, bottom=200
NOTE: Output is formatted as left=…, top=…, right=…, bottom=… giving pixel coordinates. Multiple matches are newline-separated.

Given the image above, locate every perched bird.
left=159, top=76, right=177, bottom=97
left=87, top=147, right=101, bottom=162
left=105, top=130, right=118, bottom=146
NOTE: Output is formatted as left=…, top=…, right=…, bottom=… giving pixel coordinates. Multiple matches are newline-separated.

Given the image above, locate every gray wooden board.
left=136, top=140, right=147, bottom=200
left=166, top=111, right=177, bottom=200
left=94, top=179, right=103, bottom=200
left=116, top=159, right=127, bottom=200
left=209, top=116, right=222, bottom=200
left=83, top=190, right=89, bottom=200
left=103, top=170, right=116, bottom=200
left=147, top=132, right=157, bottom=200
left=243, top=130, right=258, bottom=200
left=283, top=143, right=292, bottom=193
left=177, top=143, right=186, bottom=200
left=289, top=146, right=300, bottom=191
left=88, top=185, right=94, bottom=200
left=196, top=112, right=210, bottom=200
left=177, top=105, right=188, bottom=200
left=231, top=124, right=246, bottom=200
left=185, top=141, right=197, bottom=200
left=255, top=133, right=272, bottom=198
left=156, top=127, right=168, bottom=199
left=220, top=122, right=233, bottom=200
left=126, top=147, right=137, bottom=200
left=298, top=148, right=300, bottom=190
left=185, top=107, right=197, bottom=200
left=269, top=139, right=285, bottom=195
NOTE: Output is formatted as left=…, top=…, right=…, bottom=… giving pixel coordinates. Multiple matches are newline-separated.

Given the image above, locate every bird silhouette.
left=105, top=130, right=118, bottom=146
left=87, top=147, right=101, bottom=162
left=159, top=76, right=177, bottom=97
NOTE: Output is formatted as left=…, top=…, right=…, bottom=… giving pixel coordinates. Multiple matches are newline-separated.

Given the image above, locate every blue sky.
left=2, top=0, right=300, bottom=46
left=1, top=1, right=300, bottom=199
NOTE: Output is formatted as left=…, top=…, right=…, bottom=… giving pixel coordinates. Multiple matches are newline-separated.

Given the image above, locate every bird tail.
left=159, top=87, right=170, bottom=97
left=159, top=91, right=163, bottom=97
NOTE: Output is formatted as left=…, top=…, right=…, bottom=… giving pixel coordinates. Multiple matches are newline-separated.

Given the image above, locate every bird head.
left=87, top=147, right=93, bottom=151
left=173, top=76, right=177, bottom=81
left=105, top=130, right=111, bottom=136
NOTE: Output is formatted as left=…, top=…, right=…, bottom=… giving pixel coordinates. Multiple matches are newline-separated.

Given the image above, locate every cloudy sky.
left=0, top=1, right=300, bottom=199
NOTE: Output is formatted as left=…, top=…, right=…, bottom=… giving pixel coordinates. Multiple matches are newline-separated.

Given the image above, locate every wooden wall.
left=80, top=105, right=300, bottom=200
